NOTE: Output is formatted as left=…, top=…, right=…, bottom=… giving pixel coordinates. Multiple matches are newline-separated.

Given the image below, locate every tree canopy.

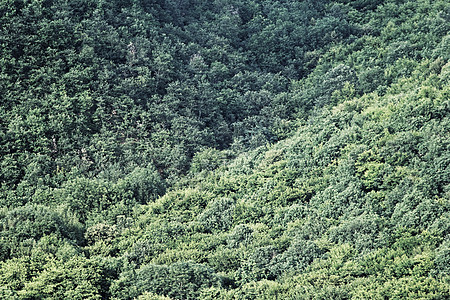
left=1, top=0, right=449, bottom=298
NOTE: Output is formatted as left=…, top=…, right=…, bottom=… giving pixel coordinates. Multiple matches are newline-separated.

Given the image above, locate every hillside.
left=0, top=0, right=449, bottom=299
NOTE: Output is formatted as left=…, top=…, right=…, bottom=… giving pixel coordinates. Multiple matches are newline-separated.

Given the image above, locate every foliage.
left=1, top=0, right=450, bottom=298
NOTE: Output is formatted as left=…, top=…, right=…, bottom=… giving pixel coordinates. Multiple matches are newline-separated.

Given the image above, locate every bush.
left=190, top=148, right=227, bottom=174
left=434, top=241, right=450, bottom=277
left=111, top=261, right=221, bottom=300
left=238, top=246, right=278, bottom=282
left=227, top=224, right=254, bottom=248
left=0, top=204, right=83, bottom=260
left=271, top=238, right=325, bottom=277
left=198, top=198, right=235, bottom=232
left=120, top=165, right=166, bottom=204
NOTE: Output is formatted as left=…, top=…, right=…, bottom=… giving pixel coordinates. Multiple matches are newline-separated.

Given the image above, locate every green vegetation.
left=1, top=0, right=449, bottom=298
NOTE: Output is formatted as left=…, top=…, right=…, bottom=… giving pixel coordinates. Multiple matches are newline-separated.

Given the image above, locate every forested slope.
left=0, top=0, right=449, bottom=299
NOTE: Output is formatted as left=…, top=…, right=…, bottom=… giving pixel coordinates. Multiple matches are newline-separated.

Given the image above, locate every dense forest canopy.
left=0, top=0, right=449, bottom=298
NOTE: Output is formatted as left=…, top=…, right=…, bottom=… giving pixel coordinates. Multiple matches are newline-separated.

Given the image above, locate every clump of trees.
left=1, top=0, right=449, bottom=298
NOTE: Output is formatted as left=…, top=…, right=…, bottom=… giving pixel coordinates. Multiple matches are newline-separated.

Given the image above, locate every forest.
left=0, top=0, right=449, bottom=298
